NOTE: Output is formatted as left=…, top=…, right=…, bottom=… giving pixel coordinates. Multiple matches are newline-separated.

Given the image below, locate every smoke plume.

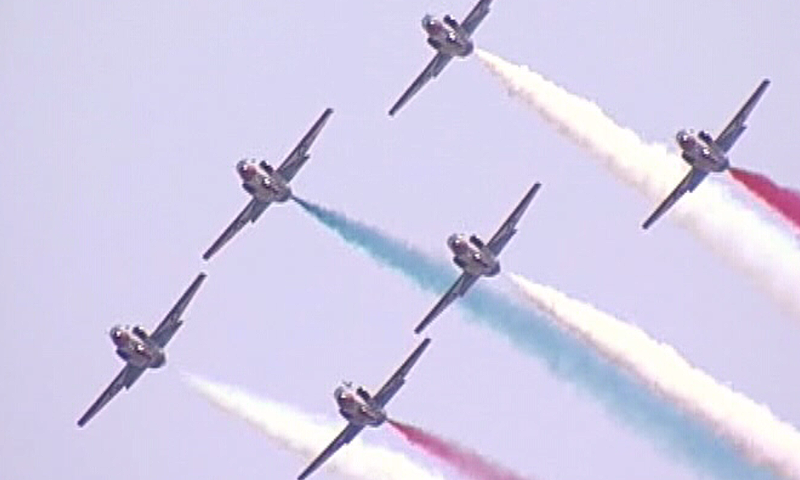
left=184, top=374, right=446, bottom=480
left=389, top=420, right=535, bottom=480
left=508, top=273, right=800, bottom=479
left=729, top=167, right=800, bottom=232
left=475, top=49, right=800, bottom=320
left=294, top=196, right=776, bottom=479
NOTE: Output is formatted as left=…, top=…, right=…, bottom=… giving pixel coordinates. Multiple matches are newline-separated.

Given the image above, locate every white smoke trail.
left=476, top=49, right=800, bottom=320
left=184, top=374, right=446, bottom=480
left=507, top=273, right=800, bottom=479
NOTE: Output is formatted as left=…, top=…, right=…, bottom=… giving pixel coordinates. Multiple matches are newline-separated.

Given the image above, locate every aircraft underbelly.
left=440, top=41, right=471, bottom=57
left=248, top=180, right=291, bottom=203
left=117, top=348, right=149, bottom=368
left=341, top=408, right=384, bottom=427
left=458, top=256, right=494, bottom=276
left=683, top=148, right=727, bottom=173
left=429, top=31, right=471, bottom=57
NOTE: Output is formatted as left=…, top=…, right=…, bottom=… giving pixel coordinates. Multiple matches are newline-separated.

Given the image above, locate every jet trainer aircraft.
left=202, top=108, right=333, bottom=260
left=388, top=0, right=493, bottom=116
left=414, top=182, right=540, bottom=334
left=77, top=272, right=207, bottom=427
left=642, top=79, right=770, bottom=229
left=297, top=338, right=432, bottom=480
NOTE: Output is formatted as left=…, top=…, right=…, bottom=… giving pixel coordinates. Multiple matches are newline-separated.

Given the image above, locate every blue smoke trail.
left=293, top=196, right=779, bottom=480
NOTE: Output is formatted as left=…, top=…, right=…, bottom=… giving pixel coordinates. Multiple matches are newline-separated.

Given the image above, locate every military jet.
left=77, top=272, right=207, bottom=427
left=415, top=182, right=540, bottom=333
left=642, top=79, right=770, bottom=229
left=202, top=108, right=333, bottom=260
left=388, top=0, right=493, bottom=116
left=297, top=338, right=432, bottom=480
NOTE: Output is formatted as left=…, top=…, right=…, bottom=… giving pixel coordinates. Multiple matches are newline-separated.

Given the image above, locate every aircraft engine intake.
left=259, top=161, right=273, bottom=174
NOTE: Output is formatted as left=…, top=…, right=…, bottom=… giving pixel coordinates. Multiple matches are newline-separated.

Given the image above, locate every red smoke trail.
left=729, top=167, right=800, bottom=231
left=388, top=420, right=534, bottom=480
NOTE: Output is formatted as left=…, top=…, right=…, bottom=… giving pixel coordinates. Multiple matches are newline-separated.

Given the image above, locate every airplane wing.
left=642, top=167, right=708, bottom=230
left=388, top=52, right=453, bottom=116
left=485, top=182, right=541, bottom=256
left=460, top=0, right=493, bottom=35
left=77, top=364, right=146, bottom=427
left=714, top=79, right=770, bottom=153
left=202, top=198, right=270, bottom=261
left=414, top=272, right=478, bottom=334
left=276, top=108, right=334, bottom=183
left=371, top=338, right=432, bottom=408
left=149, top=272, right=207, bottom=348
left=297, top=423, right=365, bottom=480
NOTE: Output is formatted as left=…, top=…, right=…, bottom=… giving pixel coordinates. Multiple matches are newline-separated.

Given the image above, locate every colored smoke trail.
left=293, top=196, right=777, bottom=479
left=508, top=273, right=800, bottom=480
left=475, top=49, right=800, bottom=320
left=389, top=420, right=534, bottom=480
left=730, top=167, right=800, bottom=232
left=184, top=374, right=446, bottom=480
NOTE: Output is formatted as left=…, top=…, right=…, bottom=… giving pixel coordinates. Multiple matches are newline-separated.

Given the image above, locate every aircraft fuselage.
left=448, top=233, right=500, bottom=276
left=422, top=14, right=474, bottom=57
left=111, top=325, right=165, bottom=369
left=676, top=129, right=729, bottom=178
left=237, top=159, right=292, bottom=203
left=334, top=383, right=387, bottom=427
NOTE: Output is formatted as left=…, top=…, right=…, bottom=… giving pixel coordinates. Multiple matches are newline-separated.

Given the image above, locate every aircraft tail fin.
left=132, top=326, right=149, bottom=341
left=356, top=387, right=372, bottom=403
left=259, top=161, right=274, bottom=174
left=469, top=235, right=485, bottom=249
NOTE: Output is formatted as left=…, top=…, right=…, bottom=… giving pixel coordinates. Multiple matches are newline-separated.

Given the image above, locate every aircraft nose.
left=334, top=386, right=349, bottom=401
left=448, top=234, right=465, bottom=250
left=422, top=15, right=440, bottom=32
left=675, top=130, right=691, bottom=147
left=238, top=161, right=256, bottom=180
left=109, top=327, right=126, bottom=344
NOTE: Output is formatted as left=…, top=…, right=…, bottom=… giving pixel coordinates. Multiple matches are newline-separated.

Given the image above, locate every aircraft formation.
left=76, top=0, right=771, bottom=478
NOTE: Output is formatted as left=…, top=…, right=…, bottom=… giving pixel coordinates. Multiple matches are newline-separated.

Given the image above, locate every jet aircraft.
left=77, top=272, right=207, bottom=427
left=642, top=79, right=770, bottom=229
left=388, top=0, right=493, bottom=116
left=297, top=338, right=432, bottom=479
left=414, top=182, right=540, bottom=333
left=202, top=108, right=333, bottom=260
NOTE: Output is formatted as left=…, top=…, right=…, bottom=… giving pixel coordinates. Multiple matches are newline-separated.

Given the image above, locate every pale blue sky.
left=1, top=1, right=799, bottom=479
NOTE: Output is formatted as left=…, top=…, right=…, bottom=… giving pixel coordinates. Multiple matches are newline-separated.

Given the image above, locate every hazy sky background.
left=2, top=1, right=799, bottom=479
